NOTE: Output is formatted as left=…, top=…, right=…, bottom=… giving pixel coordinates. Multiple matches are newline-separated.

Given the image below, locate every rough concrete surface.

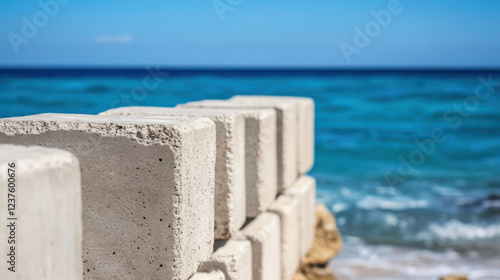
left=0, top=144, right=82, bottom=280
left=180, top=100, right=278, bottom=217
left=231, top=95, right=314, bottom=175
left=269, top=195, right=301, bottom=280
left=228, top=96, right=297, bottom=192
left=235, top=212, right=281, bottom=280
left=0, top=114, right=216, bottom=280
left=101, top=106, right=246, bottom=238
left=189, top=271, right=225, bottom=280
left=284, top=175, right=317, bottom=258
left=200, top=239, right=252, bottom=280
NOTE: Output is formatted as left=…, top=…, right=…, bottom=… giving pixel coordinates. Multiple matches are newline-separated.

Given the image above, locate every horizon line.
left=1, top=66, right=500, bottom=71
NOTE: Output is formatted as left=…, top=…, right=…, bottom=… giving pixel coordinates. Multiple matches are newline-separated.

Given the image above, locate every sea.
left=1, top=68, right=499, bottom=279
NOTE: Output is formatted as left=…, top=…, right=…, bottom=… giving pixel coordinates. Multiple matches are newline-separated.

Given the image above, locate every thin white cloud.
left=93, top=34, right=133, bottom=44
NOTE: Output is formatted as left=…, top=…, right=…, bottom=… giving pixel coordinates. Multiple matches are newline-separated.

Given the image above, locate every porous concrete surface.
left=200, top=239, right=252, bottom=280
left=0, top=114, right=216, bottom=280
left=100, top=106, right=246, bottom=238
left=235, top=212, right=281, bottom=280
left=284, top=175, right=316, bottom=258
left=189, top=270, right=225, bottom=280
left=231, top=95, right=315, bottom=174
left=269, top=195, right=301, bottom=280
left=0, top=144, right=82, bottom=280
left=180, top=100, right=278, bottom=217
left=228, top=96, right=297, bottom=192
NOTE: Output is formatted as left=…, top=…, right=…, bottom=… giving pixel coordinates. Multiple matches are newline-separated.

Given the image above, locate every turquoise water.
left=1, top=70, right=499, bottom=279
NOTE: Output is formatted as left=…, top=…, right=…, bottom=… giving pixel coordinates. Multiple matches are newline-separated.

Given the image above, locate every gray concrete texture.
left=0, top=114, right=216, bottom=280
left=180, top=101, right=278, bottom=217
left=226, top=96, right=298, bottom=192
left=0, top=144, right=82, bottom=280
left=200, top=239, right=252, bottom=280
left=100, top=107, right=246, bottom=239
left=284, top=175, right=317, bottom=258
left=268, top=195, right=301, bottom=280
left=235, top=212, right=281, bottom=280
left=231, top=95, right=314, bottom=175
left=189, top=271, right=225, bottom=280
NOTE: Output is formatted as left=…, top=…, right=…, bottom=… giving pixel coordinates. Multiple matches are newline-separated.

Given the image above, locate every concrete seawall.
left=0, top=95, right=316, bottom=280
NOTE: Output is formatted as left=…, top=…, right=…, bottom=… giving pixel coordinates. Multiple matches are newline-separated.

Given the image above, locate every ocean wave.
left=330, top=242, right=500, bottom=280
left=356, top=196, right=430, bottom=211
left=416, top=220, right=500, bottom=250
left=456, top=193, right=500, bottom=209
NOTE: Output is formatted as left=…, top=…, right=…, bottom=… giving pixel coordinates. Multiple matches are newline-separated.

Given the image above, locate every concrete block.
left=100, top=106, right=246, bottom=239
left=180, top=101, right=278, bottom=217
left=235, top=212, right=281, bottom=280
left=231, top=95, right=314, bottom=174
left=283, top=175, right=316, bottom=259
left=0, top=144, right=82, bottom=280
left=190, top=271, right=225, bottom=280
left=227, top=96, right=298, bottom=192
left=268, top=195, right=300, bottom=280
left=200, top=239, right=252, bottom=280
left=0, top=114, right=216, bottom=280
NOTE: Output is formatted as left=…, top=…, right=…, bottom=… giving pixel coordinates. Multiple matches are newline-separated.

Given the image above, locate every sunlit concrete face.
left=226, top=97, right=298, bottom=192
left=180, top=101, right=278, bottom=217
left=235, top=212, right=281, bottom=280
left=0, top=114, right=216, bottom=280
left=284, top=175, right=317, bottom=258
left=269, top=195, right=301, bottom=280
left=231, top=95, right=315, bottom=175
left=200, top=239, right=253, bottom=280
left=0, top=144, right=82, bottom=280
left=100, top=107, right=247, bottom=239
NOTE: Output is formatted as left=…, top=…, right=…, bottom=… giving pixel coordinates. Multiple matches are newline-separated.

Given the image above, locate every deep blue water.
left=1, top=69, right=500, bottom=278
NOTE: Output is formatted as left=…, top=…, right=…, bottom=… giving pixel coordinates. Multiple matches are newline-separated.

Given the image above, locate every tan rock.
left=293, top=204, right=342, bottom=280
left=292, top=272, right=309, bottom=280
left=303, top=204, right=343, bottom=265
left=439, top=275, right=469, bottom=280
left=300, top=265, right=336, bottom=280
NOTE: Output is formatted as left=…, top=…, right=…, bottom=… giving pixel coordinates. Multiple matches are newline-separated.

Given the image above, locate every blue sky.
left=1, top=0, right=500, bottom=67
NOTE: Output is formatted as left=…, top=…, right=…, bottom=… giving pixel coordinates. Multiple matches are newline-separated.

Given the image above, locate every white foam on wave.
left=332, top=203, right=350, bottom=213
left=356, top=195, right=430, bottom=211
left=330, top=237, right=500, bottom=280
left=430, top=183, right=465, bottom=196
left=416, top=220, right=500, bottom=248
